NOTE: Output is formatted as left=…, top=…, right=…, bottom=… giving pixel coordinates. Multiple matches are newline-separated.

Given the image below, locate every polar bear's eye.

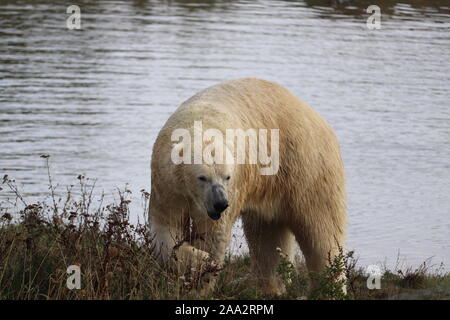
left=198, top=176, right=208, bottom=182
left=225, top=175, right=231, bottom=181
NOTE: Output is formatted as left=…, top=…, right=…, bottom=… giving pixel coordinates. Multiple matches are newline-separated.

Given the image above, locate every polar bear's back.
left=178, top=78, right=314, bottom=129
left=161, top=78, right=342, bottom=177
left=176, top=78, right=340, bottom=161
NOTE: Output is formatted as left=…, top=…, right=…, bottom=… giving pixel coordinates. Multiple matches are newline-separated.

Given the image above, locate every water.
left=1, top=0, right=449, bottom=271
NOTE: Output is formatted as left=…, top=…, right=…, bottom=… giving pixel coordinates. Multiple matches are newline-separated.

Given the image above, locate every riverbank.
left=1, top=173, right=449, bottom=300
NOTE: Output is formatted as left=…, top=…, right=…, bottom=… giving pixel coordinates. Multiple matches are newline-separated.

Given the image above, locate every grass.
left=0, top=158, right=449, bottom=300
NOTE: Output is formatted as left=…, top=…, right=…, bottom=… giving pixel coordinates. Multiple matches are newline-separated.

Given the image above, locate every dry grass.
left=0, top=157, right=449, bottom=300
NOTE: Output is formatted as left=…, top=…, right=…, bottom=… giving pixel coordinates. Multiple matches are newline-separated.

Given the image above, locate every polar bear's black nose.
left=213, top=200, right=228, bottom=213
left=211, top=184, right=228, bottom=214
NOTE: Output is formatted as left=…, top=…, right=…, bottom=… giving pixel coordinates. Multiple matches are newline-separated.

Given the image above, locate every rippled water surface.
left=1, top=0, right=449, bottom=269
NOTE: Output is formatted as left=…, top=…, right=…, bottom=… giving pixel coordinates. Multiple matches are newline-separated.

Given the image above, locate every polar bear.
left=149, top=78, right=346, bottom=295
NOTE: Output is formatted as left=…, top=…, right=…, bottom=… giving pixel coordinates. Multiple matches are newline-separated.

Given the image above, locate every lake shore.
left=1, top=173, right=449, bottom=300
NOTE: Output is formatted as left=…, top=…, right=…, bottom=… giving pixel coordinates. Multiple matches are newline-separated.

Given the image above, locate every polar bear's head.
left=182, top=163, right=234, bottom=221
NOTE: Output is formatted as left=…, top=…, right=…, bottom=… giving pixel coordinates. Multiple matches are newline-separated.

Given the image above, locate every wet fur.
left=149, top=78, right=347, bottom=295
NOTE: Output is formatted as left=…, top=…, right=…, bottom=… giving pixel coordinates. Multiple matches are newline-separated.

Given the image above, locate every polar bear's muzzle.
left=206, top=184, right=229, bottom=220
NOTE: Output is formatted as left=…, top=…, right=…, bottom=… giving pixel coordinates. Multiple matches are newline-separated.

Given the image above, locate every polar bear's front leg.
left=150, top=220, right=177, bottom=265
left=173, top=242, right=215, bottom=273
left=164, top=217, right=234, bottom=295
left=150, top=219, right=213, bottom=273
left=190, top=216, right=235, bottom=265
